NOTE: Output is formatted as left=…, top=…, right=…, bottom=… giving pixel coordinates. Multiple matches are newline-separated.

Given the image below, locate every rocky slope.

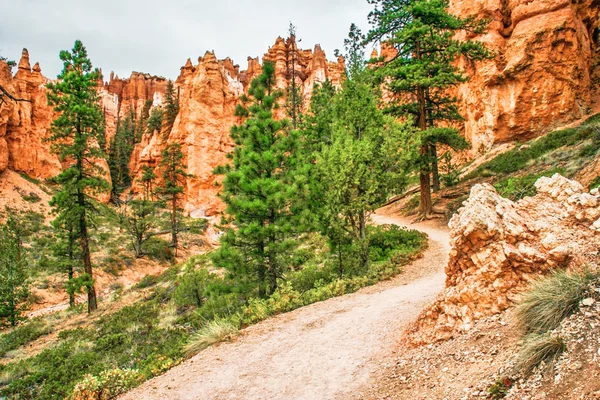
left=408, top=174, right=600, bottom=344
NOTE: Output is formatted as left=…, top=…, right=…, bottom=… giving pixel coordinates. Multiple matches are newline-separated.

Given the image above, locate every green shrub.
left=515, top=270, right=594, bottom=335
left=487, top=377, right=514, bottom=399
left=287, top=264, right=333, bottom=293
left=142, top=237, right=174, bottom=263
left=467, top=127, right=591, bottom=178
left=134, top=274, right=160, bottom=289
left=21, top=192, right=41, bottom=203
left=71, top=368, right=143, bottom=400
left=184, top=320, right=238, bottom=356
left=368, top=224, right=426, bottom=263
left=494, top=169, right=564, bottom=201
left=589, top=176, right=600, bottom=191
left=0, top=319, right=51, bottom=357
left=173, top=269, right=212, bottom=309
left=516, top=333, right=566, bottom=375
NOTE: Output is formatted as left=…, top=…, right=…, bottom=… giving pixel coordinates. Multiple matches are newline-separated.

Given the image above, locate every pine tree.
left=163, top=81, right=179, bottom=134
left=285, top=23, right=303, bottom=128
left=49, top=221, right=83, bottom=307
left=158, top=143, right=188, bottom=256
left=366, top=0, right=490, bottom=216
left=108, top=110, right=136, bottom=199
left=0, top=214, right=29, bottom=327
left=147, top=107, right=164, bottom=134
left=136, top=99, right=153, bottom=141
left=140, top=165, right=157, bottom=201
left=46, top=40, right=109, bottom=313
left=212, top=62, right=302, bottom=297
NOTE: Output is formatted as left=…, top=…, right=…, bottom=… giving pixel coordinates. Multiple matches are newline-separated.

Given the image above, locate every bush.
left=467, top=127, right=591, bottom=178
left=515, top=332, right=566, bottom=375
left=142, top=237, right=174, bottom=263
left=184, top=320, right=238, bottom=356
left=368, top=224, right=427, bottom=263
left=494, top=169, right=563, bottom=201
left=589, top=176, right=600, bottom=191
left=173, top=269, right=212, bottom=309
left=71, top=368, right=143, bottom=400
left=0, top=319, right=51, bottom=357
left=515, top=270, right=594, bottom=335
left=134, top=274, right=160, bottom=289
left=487, top=377, right=514, bottom=399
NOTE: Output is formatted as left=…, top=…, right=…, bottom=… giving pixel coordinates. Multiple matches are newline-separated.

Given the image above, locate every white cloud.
left=0, top=0, right=373, bottom=80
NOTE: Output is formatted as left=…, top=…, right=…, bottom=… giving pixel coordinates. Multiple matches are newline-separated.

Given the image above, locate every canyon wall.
left=2, top=0, right=599, bottom=211
left=451, top=0, right=600, bottom=152
left=129, top=37, right=345, bottom=216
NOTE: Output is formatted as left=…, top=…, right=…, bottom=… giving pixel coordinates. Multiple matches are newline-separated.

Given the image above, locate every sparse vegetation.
left=513, top=270, right=599, bottom=375
left=0, top=319, right=51, bottom=357
left=515, top=332, right=566, bottom=375
left=515, top=270, right=594, bottom=335
left=494, top=169, right=564, bottom=201
left=184, top=319, right=238, bottom=356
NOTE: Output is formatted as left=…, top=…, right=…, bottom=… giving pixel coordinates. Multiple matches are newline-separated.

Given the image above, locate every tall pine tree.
left=367, top=0, right=490, bottom=216
left=0, top=214, right=29, bottom=327
left=158, top=143, right=188, bottom=256
left=47, top=40, right=109, bottom=313
left=213, top=62, right=302, bottom=297
left=163, top=80, right=179, bottom=134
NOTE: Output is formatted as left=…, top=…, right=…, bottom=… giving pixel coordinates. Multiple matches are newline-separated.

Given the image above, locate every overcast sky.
left=1, top=0, right=374, bottom=81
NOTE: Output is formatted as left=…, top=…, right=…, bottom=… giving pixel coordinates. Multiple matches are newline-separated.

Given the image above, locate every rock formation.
left=409, top=174, right=600, bottom=344
left=452, top=0, right=600, bottom=151
left=100, top=71, right=168, bottom=142
left=0, top=50, right=61, bottom=179
left=130, top=37, right=345, bottom=216
left=371, top=0, right=599, bottom=152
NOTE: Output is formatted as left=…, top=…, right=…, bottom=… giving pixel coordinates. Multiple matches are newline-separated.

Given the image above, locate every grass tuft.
left=515, top=332, right=566, bottom=375
left=184, top=320, right=238, bottom=357
left=515, top=270, right=592, bottom=335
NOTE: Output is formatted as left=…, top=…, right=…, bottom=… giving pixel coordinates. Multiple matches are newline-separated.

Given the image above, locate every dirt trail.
left=121, top=214, right=450, bottom=400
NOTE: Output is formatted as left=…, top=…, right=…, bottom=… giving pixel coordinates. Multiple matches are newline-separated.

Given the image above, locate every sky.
left=1, top=0, right=374, bottom=81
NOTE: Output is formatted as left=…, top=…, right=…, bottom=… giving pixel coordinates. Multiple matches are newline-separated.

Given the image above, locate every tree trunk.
left=358, top=211, right=369, bottom=269
left=431, top=144, right=440, bottom=192
left=171, top=195, right=178, bottom=257
left=80, top=216, right=97, bottom=313
left=416, top=41, right=433, bottom=217
left=77, top=152, right=97, bottom=313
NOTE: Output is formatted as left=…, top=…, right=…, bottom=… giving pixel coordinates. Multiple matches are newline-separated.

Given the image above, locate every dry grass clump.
left=184, top=319, right=238, bottom=357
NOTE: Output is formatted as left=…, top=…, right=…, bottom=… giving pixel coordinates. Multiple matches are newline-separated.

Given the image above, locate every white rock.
left=581, top=298, right=595, bottom=307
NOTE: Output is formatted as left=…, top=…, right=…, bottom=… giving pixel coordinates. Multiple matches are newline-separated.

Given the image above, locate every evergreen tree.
left=147, top=107, right=164, bottom=134
left=140, top=165, right=157, bottom=201
left=46, top=40, right=109, bottom=313
left=122, top=198, right=157, bottom=258
left=136, top=99, right=153, bottom=141
left=108, top=110, right=136, bottom=199
left=49, top=222, right=83, bottom=307
left=158, top=143, right=188, bottom=256
left=212, top=63, right=302, bottom=297
left=163, top=81, right=179, bottom=133
left=285, top=23, right=303, bottom=128
left=314, top=70, right=412, bottom=272
left=366, top=0, right=489, bottom=216
left=0, top=214, right=29, bottom=327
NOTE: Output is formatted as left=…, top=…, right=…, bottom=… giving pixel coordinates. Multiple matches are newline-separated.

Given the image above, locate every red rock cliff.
left=451, top=0, right=600, bottom=151
left=129, top=37, right=344, bottom=216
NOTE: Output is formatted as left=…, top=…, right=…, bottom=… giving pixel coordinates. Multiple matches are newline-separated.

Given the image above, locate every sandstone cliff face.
left=450, top=0, right=600, bottom=151
left=130, top=38, right=344, bottom=216
left=410, top=175, right=600, bottom=344
left=100, top=71, right=168, bottom=142
left=0, top=50, right=61, bottom=179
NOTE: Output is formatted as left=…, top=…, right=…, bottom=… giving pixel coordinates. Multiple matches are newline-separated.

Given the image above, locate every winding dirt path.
left=121, top=214, right=450, bottom=400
